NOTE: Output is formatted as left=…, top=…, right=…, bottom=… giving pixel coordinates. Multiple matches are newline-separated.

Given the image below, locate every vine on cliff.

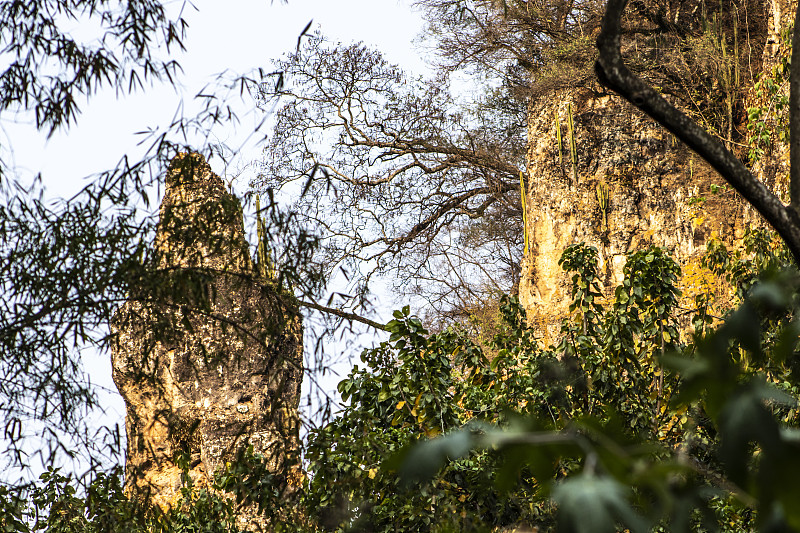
left=746, top=26, right=792, bottom=164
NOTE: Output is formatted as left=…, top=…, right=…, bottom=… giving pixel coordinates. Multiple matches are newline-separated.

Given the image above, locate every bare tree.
left=253, top=33, right=527, bottom=323
left=420, top=0, right=766, bottom=143
left=415, top=0, right=604, bottom=98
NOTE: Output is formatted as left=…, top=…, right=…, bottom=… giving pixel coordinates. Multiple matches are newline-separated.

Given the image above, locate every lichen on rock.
left=519, top=93, right=752, bottom=340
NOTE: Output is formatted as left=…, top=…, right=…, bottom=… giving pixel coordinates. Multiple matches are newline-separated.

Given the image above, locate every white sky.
left=5, top=0, right=428, bottom=193
left=2, top=0, right=430, bottom=474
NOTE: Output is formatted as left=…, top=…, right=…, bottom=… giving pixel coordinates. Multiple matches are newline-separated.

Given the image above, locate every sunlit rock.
left=111, top=153, right=303, bottom=524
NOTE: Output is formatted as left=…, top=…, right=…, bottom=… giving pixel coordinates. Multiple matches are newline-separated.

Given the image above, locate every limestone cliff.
left=111, top=153, right=303, bottom=518
left=517, top=0, right=788, bottom=337
left=519, top=94, right=751, bottom=337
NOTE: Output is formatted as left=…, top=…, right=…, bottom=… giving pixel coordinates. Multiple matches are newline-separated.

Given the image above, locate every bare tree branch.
left=254, top=33, right=526, bottom=320
left=298, top=299, right=388, bottom=331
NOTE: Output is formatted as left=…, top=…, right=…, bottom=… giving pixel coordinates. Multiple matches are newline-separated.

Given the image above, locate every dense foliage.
left=0, top=0, right=186, bottom=474
left=14, top=233, right=800, bottom=532
left=301, top=233, right=800, bottom=532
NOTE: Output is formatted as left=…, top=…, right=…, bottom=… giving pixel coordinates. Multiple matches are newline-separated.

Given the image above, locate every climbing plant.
left=746, top=26, right=792, bottom=165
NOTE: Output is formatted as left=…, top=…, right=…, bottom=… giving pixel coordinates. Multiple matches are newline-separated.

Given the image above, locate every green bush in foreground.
left=12, top=235, right=800, bottom=533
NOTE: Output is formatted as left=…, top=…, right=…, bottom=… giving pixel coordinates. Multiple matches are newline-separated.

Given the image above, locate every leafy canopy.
left=299, top=233, right=800, bottom=532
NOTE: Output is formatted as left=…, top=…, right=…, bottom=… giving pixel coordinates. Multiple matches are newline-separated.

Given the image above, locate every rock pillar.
left=111, top=153, right=303, bottom=514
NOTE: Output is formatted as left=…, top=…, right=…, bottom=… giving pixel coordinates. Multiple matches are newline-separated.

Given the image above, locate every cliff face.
left=519, top=94, right=750, bottom=336
left=111, top=153, right=303, bottom=516
left=517, top=0, right=788, bottom=336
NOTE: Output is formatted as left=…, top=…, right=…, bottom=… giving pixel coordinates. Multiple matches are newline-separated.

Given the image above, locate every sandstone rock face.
left=516, top=1, right=794, bottom=336
left=519, top=94, right=752, bottom=338
left=111, top=153, right=303, bottom=515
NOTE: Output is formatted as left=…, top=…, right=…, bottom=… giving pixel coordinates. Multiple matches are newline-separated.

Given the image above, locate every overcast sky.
left=3, top=0, right=430, bottom=472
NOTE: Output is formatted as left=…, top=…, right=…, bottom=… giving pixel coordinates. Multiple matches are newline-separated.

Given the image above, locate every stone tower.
left=111, top=153, right=303, bottom=514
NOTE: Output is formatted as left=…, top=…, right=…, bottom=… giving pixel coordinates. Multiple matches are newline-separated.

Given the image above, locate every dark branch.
left=298, top=299, right=389, bottom=331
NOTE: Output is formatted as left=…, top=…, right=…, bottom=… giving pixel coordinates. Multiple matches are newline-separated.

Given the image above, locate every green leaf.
left=552, top=474, right=648, bottom=533
left=377, top=387, right=392, bottom=402
left=726, top=302, right=761, bottom=355
left=718, top=383, right=782, bottom=486
left=394, top=429, right=476, bottom=486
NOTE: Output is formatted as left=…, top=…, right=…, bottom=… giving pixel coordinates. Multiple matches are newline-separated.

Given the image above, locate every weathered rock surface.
left=111, top=153, right=303, bottom=516
left=519, top=93, right=752, bottom=339
left=515, top=0, right=796, bottom=338
left=518, top=0, right=800, bottom=341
